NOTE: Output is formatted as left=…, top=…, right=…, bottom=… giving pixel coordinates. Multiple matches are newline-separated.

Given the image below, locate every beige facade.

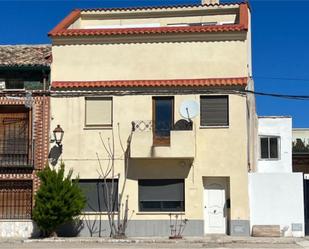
left=49, top=2, right=255, bottom=237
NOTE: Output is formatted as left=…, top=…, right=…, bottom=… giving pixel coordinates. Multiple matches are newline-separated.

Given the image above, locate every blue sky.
left=0, top=0, right=308, bottom=128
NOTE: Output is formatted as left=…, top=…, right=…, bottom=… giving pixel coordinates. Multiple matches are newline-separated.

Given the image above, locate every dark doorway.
left=153, top=97, right=174, bottom=146
left=304, top=178, right=309, bottom=235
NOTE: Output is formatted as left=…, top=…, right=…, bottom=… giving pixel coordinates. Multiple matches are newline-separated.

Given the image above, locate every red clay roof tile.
left=52, top=77, right=248, bottom=89
left=51, top=24, right=245, bottom=37
left=49, top=3, right=249, bottom=38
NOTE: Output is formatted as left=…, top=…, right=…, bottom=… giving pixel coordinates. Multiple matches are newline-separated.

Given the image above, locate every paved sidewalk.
left=0, top=236, right=307, bottom=249
left=22, top=235, right=303, bottom=244
left=0, top=236, right=309, bottom=249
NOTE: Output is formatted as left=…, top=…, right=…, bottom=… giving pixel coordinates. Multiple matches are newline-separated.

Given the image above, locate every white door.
left=204, top=178, right=227, bottom=234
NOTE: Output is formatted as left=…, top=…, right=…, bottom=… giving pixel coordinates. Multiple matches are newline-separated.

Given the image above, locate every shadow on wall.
left=127, top=159, right=192, bottom=180
left=48, top=145, right=62, bottom=166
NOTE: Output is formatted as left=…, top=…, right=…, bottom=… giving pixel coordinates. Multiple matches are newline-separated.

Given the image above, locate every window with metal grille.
left=200, top=96, right=229, bottom=126
left=260, top=136, right=280, bottom=159
left=0, top=107, right=32, bottom=168
left=0, top=180, right=32, bottom=219
left=139, top=179, right=184, bottom=212
left=78, top=179, right=118, bottom=212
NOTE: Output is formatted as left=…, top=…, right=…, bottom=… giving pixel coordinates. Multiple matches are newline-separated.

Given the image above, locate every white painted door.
left=204, top=178, right=227, bottom=234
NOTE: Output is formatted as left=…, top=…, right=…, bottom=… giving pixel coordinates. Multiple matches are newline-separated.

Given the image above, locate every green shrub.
left=33, top=162, right=86, bottom=237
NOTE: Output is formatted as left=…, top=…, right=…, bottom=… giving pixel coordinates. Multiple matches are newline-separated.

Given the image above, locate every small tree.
left=33, top=162, right=86, bottom=237
left=96, top=123, right=134, bottom=238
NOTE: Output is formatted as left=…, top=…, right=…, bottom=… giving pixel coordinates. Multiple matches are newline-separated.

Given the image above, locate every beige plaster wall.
left=50, top=93, right=249, bottom=221
left=80, top=14, right=237, bottom=28
left=51, top=40, right=248, bottom=82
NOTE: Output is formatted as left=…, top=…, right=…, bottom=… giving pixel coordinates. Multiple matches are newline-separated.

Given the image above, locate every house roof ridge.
left=49, top=2, right=249, bottom=37
left=80, top=1, right=248, bottom=12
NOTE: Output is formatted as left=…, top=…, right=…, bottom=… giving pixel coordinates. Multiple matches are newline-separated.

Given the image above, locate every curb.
left=22, top=237, right=302, bottom=244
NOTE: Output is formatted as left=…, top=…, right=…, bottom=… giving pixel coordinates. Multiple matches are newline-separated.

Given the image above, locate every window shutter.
left=139, top=179, right=184, bottom=202
left=85, top=97, right=112, bottom=126
left=200, top=96, right=228, bottom=126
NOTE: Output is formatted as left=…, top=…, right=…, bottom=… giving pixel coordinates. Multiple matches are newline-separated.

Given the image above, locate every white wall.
left=0, top=221, right=39, bottom=238
left=249, top=173, right=304, bottom=237
left=257, top=117, right=292, bottom=173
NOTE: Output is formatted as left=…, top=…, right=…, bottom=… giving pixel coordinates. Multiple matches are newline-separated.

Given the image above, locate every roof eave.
left=48, top=3, right=249, bottom=38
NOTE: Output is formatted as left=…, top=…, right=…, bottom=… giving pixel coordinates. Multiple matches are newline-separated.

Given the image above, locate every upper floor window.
left=85, top=97, right=112, bottom=127
left=153, top=97, right=174, bottom=146
left=260, top=136, right=280, bottom=160
left=200, top=96, right=229, bottom=127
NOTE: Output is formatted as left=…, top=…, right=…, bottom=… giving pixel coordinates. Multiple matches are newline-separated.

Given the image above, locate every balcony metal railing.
left=0, top=139, right=34, bottom=168
left=132, top=120, right=152, bottom=132
left=132, top=119, right=193, bottom=133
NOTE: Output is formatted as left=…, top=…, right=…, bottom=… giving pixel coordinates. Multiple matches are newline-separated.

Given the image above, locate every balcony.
left=0, top=139, right=34, bottom=168
left=130, top=120, right=195, bottom=159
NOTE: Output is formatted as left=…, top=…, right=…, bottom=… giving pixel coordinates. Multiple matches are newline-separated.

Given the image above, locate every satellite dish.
left=179, top=100, right=199, bottom=119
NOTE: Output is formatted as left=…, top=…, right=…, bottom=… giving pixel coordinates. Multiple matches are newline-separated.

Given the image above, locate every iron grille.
left=132, top=120, right=152, bottom=132
left=0, top=112, right=33, bottom=168
left=0, top=180, right=32, bottom=219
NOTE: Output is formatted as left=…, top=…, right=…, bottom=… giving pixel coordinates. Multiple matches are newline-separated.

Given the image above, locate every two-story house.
left=0, top=45, right=51, bottom=237
left=249, top=117, right=304, bottom=237
left=49, top=0, right=256, bottom=237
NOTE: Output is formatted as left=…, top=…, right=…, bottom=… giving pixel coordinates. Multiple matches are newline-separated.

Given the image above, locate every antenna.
left=179, top=100, right=199, bottom=120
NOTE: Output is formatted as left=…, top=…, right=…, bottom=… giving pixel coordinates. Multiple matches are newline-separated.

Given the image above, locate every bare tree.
left=95, top=123, right=134, bottom=238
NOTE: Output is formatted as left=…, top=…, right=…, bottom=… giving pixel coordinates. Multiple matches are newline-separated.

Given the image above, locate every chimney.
left=201, top=0, right=219, bottom=4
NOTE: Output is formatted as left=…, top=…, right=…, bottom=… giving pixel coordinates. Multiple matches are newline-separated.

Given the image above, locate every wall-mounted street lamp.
left=53, top=125, right=64, bottom=146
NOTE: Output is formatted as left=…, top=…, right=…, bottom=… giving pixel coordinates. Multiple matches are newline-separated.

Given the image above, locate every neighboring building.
left=293, top=128, right=309, bottom=173
left=249, top=117, right=304, bottom=237
left=292, top=128, right=309, bottom=234
left=49, top=1, right=256, bottom=237
left=0, top=45, right=51, bottom=237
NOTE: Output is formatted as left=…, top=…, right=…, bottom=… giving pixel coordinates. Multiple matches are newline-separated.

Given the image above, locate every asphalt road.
left=0, top=242, right=307, bottom=249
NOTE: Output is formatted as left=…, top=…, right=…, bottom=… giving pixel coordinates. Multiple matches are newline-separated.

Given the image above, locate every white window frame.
left=259, top=135, right=281, bottom=160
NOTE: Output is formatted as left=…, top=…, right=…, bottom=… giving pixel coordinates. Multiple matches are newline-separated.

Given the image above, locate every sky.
left=0, top=0, right=308, bottom=128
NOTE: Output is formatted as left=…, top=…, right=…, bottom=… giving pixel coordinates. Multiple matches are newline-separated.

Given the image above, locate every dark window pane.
left=139, top=179, right=184, bottom=212
left=200, top=96, right=228, bottom=126
left=154, top=98, right=173, bottom=137
left=140, top=201, right=161, bottom=211
left=162, top=201, right=183, bottom=211
left=140, top=201, right=184, bottom=212
left=78, top=179, right=118, bottom=212
left=5, top=80, right=24, bottom=89
left=260, top=138, right=269, bottom=158
left=270, top=138, right=279, bottom=159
